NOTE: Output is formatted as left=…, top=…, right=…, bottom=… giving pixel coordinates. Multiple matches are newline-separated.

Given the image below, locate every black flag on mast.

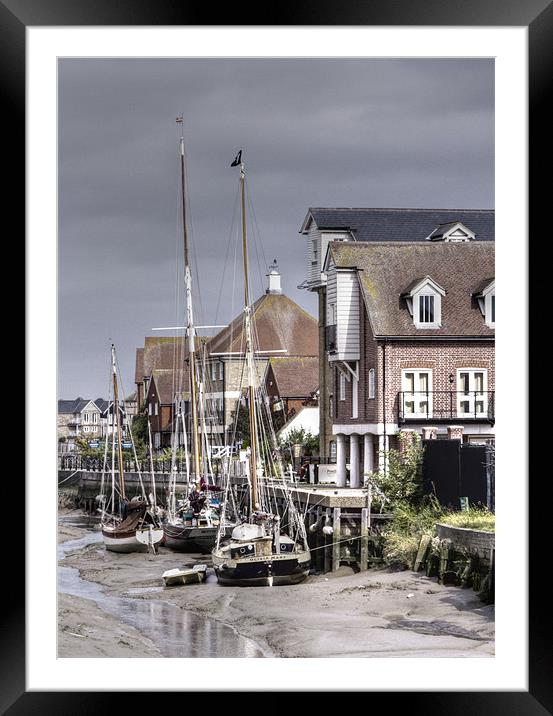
left=230, top=150, right=242, bottom=167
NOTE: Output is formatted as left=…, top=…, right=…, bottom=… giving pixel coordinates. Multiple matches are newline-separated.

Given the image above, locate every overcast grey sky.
left=58, top=58, right=494, bottom=399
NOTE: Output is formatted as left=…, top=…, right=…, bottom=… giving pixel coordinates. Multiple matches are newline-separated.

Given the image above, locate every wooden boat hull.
left=102, top=525, right=164, bottom=553
left=163, top=523, right=231, bottom=553
left=212, top=549, right=311, bottom=587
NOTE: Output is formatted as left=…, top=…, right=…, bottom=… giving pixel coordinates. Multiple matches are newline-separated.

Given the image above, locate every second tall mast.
left=178, top=124, right=201, bottom=485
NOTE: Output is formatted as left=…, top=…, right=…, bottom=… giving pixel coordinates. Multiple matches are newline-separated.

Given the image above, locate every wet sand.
left=58, top=510, right=495, bottom=658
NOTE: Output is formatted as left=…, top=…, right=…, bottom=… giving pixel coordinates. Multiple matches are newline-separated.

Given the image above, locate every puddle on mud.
left=58, top=531, right=266, bottom=657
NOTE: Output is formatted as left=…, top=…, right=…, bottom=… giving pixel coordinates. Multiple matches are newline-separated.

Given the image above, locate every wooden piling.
left=324, top=508, right=332, bottom=573
left=332, top=507, right=341, bottom=572
left=413, top=534, right=432, bottom=572
left=360, top=508, right=369, bottom=571
left=439, top=539, right=456, bottom=584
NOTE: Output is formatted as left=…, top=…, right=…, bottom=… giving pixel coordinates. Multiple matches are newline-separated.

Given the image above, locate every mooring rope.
left=58, top=470, right=81, bottom=485
left=308, top=534, right=367, bottom=552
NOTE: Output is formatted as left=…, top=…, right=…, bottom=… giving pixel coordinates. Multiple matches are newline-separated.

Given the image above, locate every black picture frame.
left=9, top=0, right=547, bottom=711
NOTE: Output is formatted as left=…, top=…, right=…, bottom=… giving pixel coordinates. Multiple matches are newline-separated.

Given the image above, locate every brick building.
left=202, top=262, right=319, bottom=445
left=144, top=369, right=189, bottom=449
left=298, top=208, right=494, bottom=484
left=135, top=263, right=319, bottom=452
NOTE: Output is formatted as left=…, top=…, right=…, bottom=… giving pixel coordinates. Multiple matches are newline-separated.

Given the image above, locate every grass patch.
left=381, top=500, right=495, bottom=568
left=439, top=507, right=495, bottom=532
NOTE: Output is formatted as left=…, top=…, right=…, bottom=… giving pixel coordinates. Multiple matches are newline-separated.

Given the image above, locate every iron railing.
left=397, top=390, right=495, bottom=424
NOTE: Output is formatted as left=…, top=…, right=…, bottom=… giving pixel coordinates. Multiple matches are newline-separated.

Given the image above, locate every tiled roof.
left=329, top=241, right=495, bottom=338
left=268, top=356, right=319, bottom=398
left=134, top=347, right=144, bottom=383
left=306, top=208, right=494, bottom=243
left=472, top=277, right=495, bottom=296
left=149, top=369, right=190, bottom=405
left=209, top=292, right=318, bottom=357
left=139, top=336, right=210, bottom=381
left=142, top=337, right=187, bottom=378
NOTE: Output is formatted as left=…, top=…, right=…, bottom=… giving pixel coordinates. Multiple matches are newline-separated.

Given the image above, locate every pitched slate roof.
left=329, top=241, right=495, bottom=338
left=305, top=208, right=494, bottom=242
left=58, top=398, right=94, bottom=414
left=268, top=356, right=319, bottom=398
left=208, top=292, right=318, bottom=357
left=93, top=399, right=124, bottom=415
left=94, top=398, right=109, bottom=413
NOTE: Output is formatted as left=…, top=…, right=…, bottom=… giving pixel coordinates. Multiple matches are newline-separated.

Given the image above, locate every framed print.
left=6, top=0, right=549, bottom=710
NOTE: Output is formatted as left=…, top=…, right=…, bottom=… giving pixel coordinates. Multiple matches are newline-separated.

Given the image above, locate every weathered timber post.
left=324, top=508, right=332, bottom=573
left=360, top=507, right=369, bottom=571
left=332, top=507, right=341, bottom=572
left=439, top=539, right=456, bottom=585
left=413, top=534, right=432, bottom=572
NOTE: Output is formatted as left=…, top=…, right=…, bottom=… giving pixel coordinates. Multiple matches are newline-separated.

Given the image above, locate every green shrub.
left=367, top=433, right=425, bottom=511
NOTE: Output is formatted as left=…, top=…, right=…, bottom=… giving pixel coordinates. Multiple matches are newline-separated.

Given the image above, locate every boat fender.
left=322, top=525, right=334, bottom=536
left=309, top=515, right=325, bottom=533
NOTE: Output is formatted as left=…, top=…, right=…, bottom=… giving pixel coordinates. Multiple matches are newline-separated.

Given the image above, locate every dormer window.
left=418, top=295, right=435, bottom=324
left=402, top=277, right=445, bottom=329
left=473, top=279, right=495, bottom=328
left=426, top=221, right=476, bottom=242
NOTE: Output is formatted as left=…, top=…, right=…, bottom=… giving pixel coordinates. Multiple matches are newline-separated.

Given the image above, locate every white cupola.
left=266, top=259, right=282, bottom=294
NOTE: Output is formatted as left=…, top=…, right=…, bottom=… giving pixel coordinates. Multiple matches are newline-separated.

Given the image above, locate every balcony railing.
left=397, top=391, right=495, bottom=424
left=325, top=324, right=337, bottom=353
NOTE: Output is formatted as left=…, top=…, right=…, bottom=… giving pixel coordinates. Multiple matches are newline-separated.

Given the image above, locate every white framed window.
left=418, top=294, right=434, bottom=323
left=415, top=291, right=441, bottom=328
left=218, top=362, right=224, bottom=380
left=93, top=413, right=98, bottom=424
left=339, top=372, right=346, bottom=401
left=148, top=403, right=152, bottom=416
left=329, top=395, right=333, bottom=418
left=457, top=369, right=488, bottom=417
left=402, top=370, right=433, bottom=418
left=485, top=292, right=495, bottom=327
left=312, top=238, right=318, bottom=265
left=404, top=277, right=445, bottom=329
left=368, top=368, right=376, bottom=399
left=211, top=362, right=216, bottom=381
left=155, top=402, right=159, bottom=416
left=83, top=412, right=89, bottom=423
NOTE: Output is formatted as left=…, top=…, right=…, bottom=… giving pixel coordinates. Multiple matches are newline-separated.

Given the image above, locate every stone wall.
left=436, top=523, right=495, bottom=559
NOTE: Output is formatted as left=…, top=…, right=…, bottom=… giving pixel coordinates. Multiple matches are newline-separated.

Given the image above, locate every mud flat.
left=58, top=511, right=494, bottom=658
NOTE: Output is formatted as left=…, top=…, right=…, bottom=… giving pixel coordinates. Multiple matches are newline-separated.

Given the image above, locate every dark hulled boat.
left=211, top=152, right=311, bottom=587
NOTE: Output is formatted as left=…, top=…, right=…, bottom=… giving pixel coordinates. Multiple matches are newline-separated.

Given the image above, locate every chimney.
left=266, top=258, right=282, bottom=294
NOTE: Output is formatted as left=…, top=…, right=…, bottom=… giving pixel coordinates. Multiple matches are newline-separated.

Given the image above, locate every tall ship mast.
left=163, top=119, right=236, bottom=553
left=212, top=151, right=311, bottom=586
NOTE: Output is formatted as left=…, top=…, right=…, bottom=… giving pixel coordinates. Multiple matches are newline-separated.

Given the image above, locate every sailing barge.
left=100, top=344, right=163, bottom=553
left=211, top=151, right=311, bottom=586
